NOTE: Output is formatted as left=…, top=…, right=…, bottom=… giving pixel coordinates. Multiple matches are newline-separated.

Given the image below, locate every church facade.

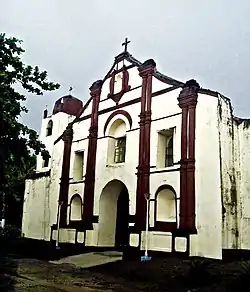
left=22, top=44, right=250, bottom=260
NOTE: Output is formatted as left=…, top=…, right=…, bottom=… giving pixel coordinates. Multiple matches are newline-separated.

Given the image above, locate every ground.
left=1, top=238, right=250, bottom=291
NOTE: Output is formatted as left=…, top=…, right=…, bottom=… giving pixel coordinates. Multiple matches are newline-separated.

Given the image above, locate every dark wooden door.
left=115, top=187, right=129, bottom=248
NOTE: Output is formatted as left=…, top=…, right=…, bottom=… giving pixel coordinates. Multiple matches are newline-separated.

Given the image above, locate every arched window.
left=156, top=185, right=177, bottom=222
left=46, top=120, right=53, bottom=136
left=69, top=194, right=83, bottom=221
left=107, top=119, right=127, bottom=164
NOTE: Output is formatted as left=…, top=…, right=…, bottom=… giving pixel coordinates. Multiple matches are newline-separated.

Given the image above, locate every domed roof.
left=53, top=95, right=83, bottom=117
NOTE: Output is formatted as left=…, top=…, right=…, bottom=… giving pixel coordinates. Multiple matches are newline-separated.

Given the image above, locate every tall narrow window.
left=73, top=151, right=84, bottom=181
left=42, top=157, right=49, bottom=168
left=165, top=136, right=173, bottom=167
left=156, top=128, right=174, bottom=168
left=46, top=120, right=53, bottom=136
left=114, top=136, right=126, bottom=163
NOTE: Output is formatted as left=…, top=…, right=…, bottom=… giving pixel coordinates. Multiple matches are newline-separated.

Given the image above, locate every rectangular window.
left=114, top=136, right=126, bottom=163
left=156, top=128, right=174, bottom=168
left=73, top=151, right=84, bottom=181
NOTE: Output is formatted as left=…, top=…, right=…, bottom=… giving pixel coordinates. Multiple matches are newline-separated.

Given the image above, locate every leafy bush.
left=0, top=224, right=21, bottom=240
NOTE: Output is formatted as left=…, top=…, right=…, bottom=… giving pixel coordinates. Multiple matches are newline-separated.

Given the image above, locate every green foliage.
left=0, top=224, right=21, bottom=240
left=0, top=33, right=60, bottom=220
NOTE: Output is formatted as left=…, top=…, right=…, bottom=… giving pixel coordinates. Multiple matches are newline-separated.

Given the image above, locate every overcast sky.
left=1, top=0, right=250, bottom=132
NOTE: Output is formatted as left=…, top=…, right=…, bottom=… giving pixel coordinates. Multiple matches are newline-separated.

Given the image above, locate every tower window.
left=42, top=157, right=49, bottom=168
left=46, top=120, right=53, bottom=136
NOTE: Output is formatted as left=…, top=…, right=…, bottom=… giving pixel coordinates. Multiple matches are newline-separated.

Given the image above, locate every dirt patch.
left=1, top=254, right=250, bottom=291
left=1, top=238, right=250, bottom=291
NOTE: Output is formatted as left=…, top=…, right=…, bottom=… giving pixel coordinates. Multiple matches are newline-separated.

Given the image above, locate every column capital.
left=178, top=79, right=200, bottom=108
left=90, top=80, right=103, bottom=96
left=62, top=124, right=73, bottom=142
left=138, top=59, right=156, bottom=77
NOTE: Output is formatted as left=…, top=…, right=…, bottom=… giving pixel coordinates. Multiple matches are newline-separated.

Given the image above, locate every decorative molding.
left=149, top=167, right=180, bottom=175
left=103, top=109, right=133, bottom=136
left=26, top=170, right=51, bottom=180
left=107, top=67, right=131, bottom=104
left=55, top=86, right=180, bottom=145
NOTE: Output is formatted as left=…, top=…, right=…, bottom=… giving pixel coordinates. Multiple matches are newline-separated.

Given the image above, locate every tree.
left=0, top=33, right=60, bottom=224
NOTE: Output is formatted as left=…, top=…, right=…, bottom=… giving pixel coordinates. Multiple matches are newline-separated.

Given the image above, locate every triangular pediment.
left=100, top=51, right=183, bottom=105
left=103, top=51, right=183, bottom=87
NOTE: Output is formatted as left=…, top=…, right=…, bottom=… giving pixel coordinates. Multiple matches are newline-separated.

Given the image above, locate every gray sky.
left=2, top=0, right=250, bottom=132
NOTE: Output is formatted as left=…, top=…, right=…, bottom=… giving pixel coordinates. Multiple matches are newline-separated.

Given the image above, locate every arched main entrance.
left=98, top=180, right=129, bottom=248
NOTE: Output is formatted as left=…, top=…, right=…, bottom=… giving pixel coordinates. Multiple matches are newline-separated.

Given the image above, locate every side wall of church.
left=236, top=120, right=250, bottom=250
left=22, top=139, right=65, bottom=241
left=218, top=95, right=248, bottom=251
left=22, top=176, right=51, bottom=240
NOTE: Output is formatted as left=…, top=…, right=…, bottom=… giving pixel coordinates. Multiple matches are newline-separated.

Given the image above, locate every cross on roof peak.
left=122, top=37, right=131, bottom=53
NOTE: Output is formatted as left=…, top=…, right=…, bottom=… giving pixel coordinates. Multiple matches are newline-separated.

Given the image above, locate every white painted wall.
left=37, top=111, right=71, bottom=172
left=22, top=177, right=51, bottom=240
left=22, top=56, right=250, bottom=260
left=190, top=93, right=222, bottom=259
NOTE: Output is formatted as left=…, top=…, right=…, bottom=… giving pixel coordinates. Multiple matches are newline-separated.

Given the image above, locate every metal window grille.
left=114, top=137, right=126, bottom=163
left=165, top=136, right=173, bottom=167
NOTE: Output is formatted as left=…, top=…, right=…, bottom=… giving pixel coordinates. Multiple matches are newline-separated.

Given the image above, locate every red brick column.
left=135, top=59, right=156, bottom=231
left=178, top=79, right=199, bottom=234
left=59, top=124, right=73, bottom=227
left=83, top=80, right=102, bottom=230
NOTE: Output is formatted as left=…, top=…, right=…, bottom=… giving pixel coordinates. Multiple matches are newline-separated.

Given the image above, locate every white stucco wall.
left=22, top=55, right=250, bottom=259
left=217, top=96, right=241, bottom=251
left=236, top=121, right=250, bottom=249
left=22, top=177, right=51, bottom=240
left=22, top=130, right=65, bottom=241
left=188, top=93, right=222, bottom=259
left=37, top=111, right=71, bottom=171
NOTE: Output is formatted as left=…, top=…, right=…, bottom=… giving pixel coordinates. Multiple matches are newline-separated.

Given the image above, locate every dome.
left=52, top=95, right=83, bottom=117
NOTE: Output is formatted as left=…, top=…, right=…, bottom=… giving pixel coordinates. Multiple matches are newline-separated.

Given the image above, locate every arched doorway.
left=115, top=186, right=129, bottom=248
left=98, top=180, right=129, bottom=248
